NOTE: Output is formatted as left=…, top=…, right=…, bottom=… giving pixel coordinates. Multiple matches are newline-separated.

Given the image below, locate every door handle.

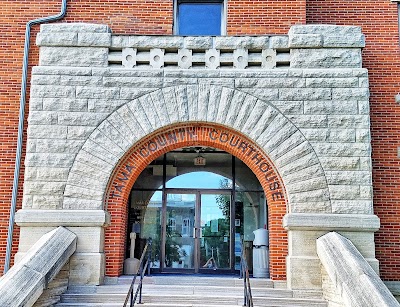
left=193, top=228, right=203, bottom=239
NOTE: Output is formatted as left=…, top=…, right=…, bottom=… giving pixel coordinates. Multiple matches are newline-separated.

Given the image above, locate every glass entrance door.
left=129, top=149, right=267, bottom=276
left=163, top=191, right=232, bottom=273
left=199, top=193, right=231, bottom=271
left=164, top=193, right=197, bottom=271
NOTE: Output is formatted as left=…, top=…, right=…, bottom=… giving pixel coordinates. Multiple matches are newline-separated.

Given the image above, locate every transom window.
left=174, top=0, right=225, bottom=35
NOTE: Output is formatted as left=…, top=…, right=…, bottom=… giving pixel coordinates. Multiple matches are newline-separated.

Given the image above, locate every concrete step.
left=56, top=275, right=327, bottom=307
left=56, top=304, right=122, bottom=307
left=143, top=294, right=328, bottom=306
left=58, top=293, right=327, bottom=306
left=56, top=304, right=246, bottom=307
left=57, top=304, right=325, bottom=307
left=117, top=275, right=274, bottom=288
left=94, top=285, right=293, bottom=298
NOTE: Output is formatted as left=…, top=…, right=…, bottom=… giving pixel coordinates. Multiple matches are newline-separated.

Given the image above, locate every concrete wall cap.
left=283, top=213, right=380, bottom=231
left=289, top=25, right=365, bottom=49
left=40, top=23, right=111, bottom=33
left=15, top=209, right=111, bottom=227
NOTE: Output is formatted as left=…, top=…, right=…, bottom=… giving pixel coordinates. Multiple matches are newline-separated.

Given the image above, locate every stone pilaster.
left=284, top=213, right=380, bottom=290
left=15, top=210, right=110, bottom=285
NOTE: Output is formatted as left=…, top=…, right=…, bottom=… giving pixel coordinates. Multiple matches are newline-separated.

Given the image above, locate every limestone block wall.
left=15, top=23, right=379, bottom=288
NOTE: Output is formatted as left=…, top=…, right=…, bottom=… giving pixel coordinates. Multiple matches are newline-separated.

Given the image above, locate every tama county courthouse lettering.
left=109, top=126, right=284, bottom=202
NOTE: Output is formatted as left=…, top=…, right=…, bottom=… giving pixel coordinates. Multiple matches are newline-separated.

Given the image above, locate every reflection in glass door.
left=164, top=191, right=232, bottom=272
left=164, top=193, right=196, bottom=270
left=199, top=193, right=231, bottom=271
left=129, top=150, right=268, bottom=275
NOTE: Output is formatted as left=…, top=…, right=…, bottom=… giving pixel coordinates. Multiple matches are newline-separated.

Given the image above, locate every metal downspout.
left=4, top=0, right=68, bottom=274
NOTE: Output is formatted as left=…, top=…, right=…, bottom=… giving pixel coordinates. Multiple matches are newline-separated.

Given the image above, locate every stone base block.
left=385, top=281, right=400, bottom=297
left=366, top=258, right=380, bottom=274
left=18, top=226, right=105, bottom=253
left=289, top=230, right=377, bottom=259
left=289, top=230, right=326, bottom=257
left=69, top=253, right=105, bottom=285
left=124, top=258, right=140, bottom=275
left=68, top=227, right=105, bottom=253
left=18, top=227, right=54, bottom=253
left=287, top=256, right=322, bottom=290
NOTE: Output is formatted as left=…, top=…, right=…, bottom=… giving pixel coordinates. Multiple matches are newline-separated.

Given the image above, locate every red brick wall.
left=106, top=123, right=287, bottom=279
left=307, top=0, right=400, bottom=281
left=227, top=0, right=306, bottom=34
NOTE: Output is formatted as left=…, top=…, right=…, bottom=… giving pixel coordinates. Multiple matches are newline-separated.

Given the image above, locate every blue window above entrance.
left=166, top=171, right=232, bottom=189
left=175, top=0, right=224, bottom=35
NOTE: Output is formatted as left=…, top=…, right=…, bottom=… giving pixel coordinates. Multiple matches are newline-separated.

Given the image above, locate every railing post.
left=123, top=240, right=150, bottom=307
left=243, top=261, right=247, bottom=307
left=239, top=254, right=243, bottom=279
left=147, top=238, right=152, bottom=277
left=138, top=256, right=144, bottom=304
left=239, top=235, right=244, bottom=279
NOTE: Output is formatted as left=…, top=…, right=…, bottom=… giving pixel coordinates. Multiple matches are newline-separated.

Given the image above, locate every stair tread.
left=56, top=276, right=327, bottom=307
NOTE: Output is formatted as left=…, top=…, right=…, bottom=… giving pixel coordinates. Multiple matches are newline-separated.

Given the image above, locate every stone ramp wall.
left=0, top=227, right=76, bottom=307
left=317, top=232, right=399, bottom=307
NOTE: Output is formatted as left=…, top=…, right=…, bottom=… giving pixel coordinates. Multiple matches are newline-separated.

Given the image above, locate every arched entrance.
left=129, top=149, right=267, bottom=274
left=105, top=123, right=287, bottom=279
left=57, top=84, right=335, bottom=287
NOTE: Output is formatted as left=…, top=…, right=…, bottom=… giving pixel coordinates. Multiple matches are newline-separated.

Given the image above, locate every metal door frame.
left=161, top=188, right=234, bottom=273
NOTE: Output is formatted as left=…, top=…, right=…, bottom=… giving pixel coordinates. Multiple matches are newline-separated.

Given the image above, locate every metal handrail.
left=240, top=238, right=253, bottom=307
left=123, top=238, right=152, bottom=307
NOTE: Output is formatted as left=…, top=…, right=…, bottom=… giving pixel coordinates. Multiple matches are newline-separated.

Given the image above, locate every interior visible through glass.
left=128, top=147, right=267, bottom=274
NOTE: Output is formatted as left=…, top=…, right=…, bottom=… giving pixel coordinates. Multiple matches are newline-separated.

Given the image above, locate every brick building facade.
left=0, top=0, right=399, bottom=296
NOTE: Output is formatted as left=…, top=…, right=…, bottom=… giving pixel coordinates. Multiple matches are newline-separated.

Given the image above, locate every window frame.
left=181, top=217, right=191, bottom=237
left=168, top=217, right=177, bottom=231
left=173, top=0, right=227, bottom=36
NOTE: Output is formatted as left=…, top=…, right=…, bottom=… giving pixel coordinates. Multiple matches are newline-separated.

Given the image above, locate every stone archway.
left=62, top=85, right=330, bottom=281
left=105, top=123, right=288, bottom=279
left=63, top=85, right=329, bottom=212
